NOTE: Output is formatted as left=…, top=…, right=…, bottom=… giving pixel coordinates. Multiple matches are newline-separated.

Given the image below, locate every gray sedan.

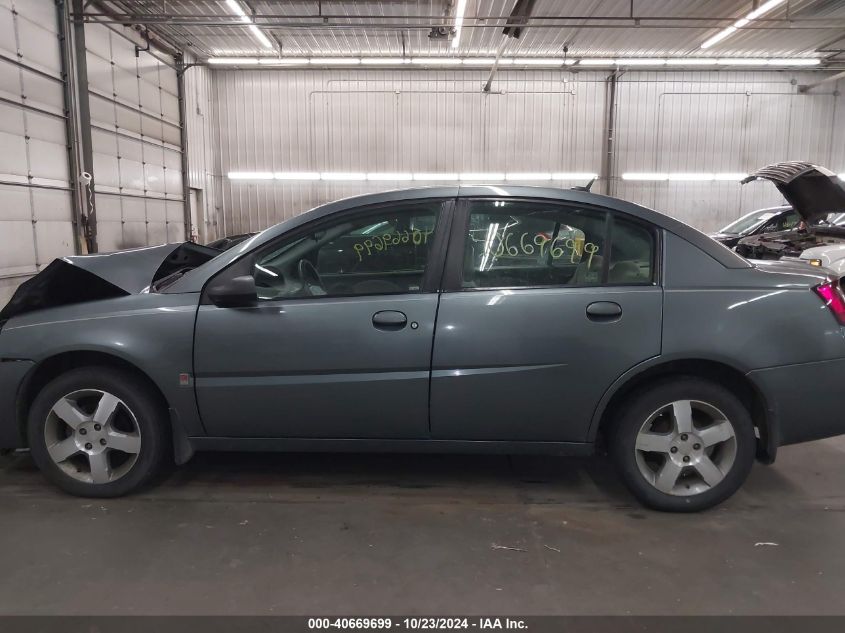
left=1, top=185, right=844, bottom=512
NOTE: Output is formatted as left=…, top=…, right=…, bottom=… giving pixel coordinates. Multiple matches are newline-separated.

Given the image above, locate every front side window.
left=252, top=202, right=441, bottom=300
left=462, top=200, right=608, bottom=288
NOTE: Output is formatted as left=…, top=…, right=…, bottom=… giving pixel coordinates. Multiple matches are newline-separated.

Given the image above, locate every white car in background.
left=797, top=241, right=845, bottom=274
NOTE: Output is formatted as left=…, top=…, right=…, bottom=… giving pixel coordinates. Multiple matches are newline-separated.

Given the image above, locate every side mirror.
left=207, top=275, right=258, bottom=308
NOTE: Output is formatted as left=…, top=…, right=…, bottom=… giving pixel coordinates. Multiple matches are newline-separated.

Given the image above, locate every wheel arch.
left=590, top=358, right=777, bottom=463
left=16, top=350, right=176, bottom=454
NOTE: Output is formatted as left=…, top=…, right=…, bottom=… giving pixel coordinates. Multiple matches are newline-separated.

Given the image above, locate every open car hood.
left=741, top=162, right=845, bottom=223
left=0, top=242, right=217, bottom=322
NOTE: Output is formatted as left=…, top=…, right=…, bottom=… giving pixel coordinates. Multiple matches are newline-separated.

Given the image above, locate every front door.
left=193, top=200, right=450, bottom=438
left=430, top=198, right=663, bottom=442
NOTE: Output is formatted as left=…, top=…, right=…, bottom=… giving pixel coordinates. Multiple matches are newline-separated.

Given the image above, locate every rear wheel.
left=28, top=367, right=168, bottom=497
left=610, top=378, right=756, bottom=512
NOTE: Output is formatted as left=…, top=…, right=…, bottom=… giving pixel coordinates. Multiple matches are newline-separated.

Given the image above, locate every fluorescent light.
left=616, top=58, right=667, bottom=66
left=208, top=57, right=259, bottom=65
left=231, top=170, right=606, bottom=183
left=452, top=0, right=468, bottom=49
left=579, top=59, right=614, bottom=66
left=413, top=173, right=459, bottom=181
left=228, top=171, right=273, bottom=180
left=839, top=174, right=844, bottom=181
left=770, top=58, right=820, bottom=66
left=701, top=27, right=737, bottom=50
left=321, top=172, right=366, bottom=180
left=259, top=57, right=308, bottom=66
left=311, top=57, right=361, bottom=65
left=511, top=58, right=565, bottom=66
left=622, top=172, right=749, bottom=182
left=717, top=58, right=770, bottom=66
left=411, top=57, right=462, bottom=65
left=701, top=0, right=786, bottom=50
left=225, top=0, right=249, bottom=20
left=224, top=0, right=274, bottom=51
left=248, top=24, right=273, bottom=49
left=506, top=173, right=553, bottom=181
left=367, top=173, right=413, bottom=181
left=552, top=172, right=598, bottom=180
left=207, top=55, right=821, bottom=70
left=460, top=173, right=505, bottom=181
left=747, top=0, right=787, bottom=20
left=668, top=173, right=715, bottom=181
left=666, top=58, right=717, bottom=66
left=461, top=58, right=500, bottom=65
left=361, top=58, right=409, bottom=65
left=622, top=173, right=669, bottom=181
left=274, top=172, right=319, bottom=180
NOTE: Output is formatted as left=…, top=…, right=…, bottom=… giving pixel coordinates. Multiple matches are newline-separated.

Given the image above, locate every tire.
left=28, top=367, right=169, bottom=497
left=609, top=377, right=756, bottom=512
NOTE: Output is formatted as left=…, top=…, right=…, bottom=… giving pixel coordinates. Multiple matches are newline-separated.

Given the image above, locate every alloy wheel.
left=43, top=389, right=142, bottom=484
left=634, top=399, right=737, bottom=496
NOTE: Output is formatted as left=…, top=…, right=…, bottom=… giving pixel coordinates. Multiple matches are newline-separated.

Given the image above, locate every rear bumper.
left=748, top=358, right=845, bottom=447
left=0, top=359, right=33, bottom=449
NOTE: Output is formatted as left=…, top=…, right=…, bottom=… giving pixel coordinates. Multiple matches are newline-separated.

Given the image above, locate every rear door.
left=430, top=198, right=663, bottom=442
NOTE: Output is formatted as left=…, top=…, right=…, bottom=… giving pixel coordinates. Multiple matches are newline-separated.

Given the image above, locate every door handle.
left=586, top=301, right=622, bottom=320
left=372, top=310, right=408, bottom=330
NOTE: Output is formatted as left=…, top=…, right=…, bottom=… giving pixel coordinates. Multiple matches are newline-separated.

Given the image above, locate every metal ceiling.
left=87, top=1, right=845, bottom=61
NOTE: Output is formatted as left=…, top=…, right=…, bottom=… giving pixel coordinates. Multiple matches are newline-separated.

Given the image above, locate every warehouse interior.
left=2, top=0, right=845, bottom=619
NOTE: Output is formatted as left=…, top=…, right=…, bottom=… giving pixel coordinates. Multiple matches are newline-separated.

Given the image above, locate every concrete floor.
left=1, top=437, right=845, bottom=615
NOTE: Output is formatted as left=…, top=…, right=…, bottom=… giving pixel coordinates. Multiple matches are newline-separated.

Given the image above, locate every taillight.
left=814, top=281, right=845, bottom=325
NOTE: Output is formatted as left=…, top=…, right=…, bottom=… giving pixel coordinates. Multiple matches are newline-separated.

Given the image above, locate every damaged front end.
left=735, top=227, right=845, bottom=260
left=736, top=162, right=845, bottom=261
left=0, top=242, right=218, bottom=324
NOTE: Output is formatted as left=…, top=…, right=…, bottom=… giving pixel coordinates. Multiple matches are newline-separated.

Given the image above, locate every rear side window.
left=461, top=200, right=608, bottom=288
left=608, top=217, right=655, bottom=284
left=459, top=199, right=656, bottom=289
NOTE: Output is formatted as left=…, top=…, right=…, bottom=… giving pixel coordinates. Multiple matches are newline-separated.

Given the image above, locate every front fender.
left=0, top=293, right=205, bottom=437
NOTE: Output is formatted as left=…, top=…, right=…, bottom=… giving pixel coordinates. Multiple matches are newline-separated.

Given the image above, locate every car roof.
left=166, top=185, right=749, bottom=293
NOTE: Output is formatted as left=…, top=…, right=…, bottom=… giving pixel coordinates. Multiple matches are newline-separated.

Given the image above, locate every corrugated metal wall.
left=212, top=69, right=606, bottom=236
left=613, top=70, right=845, bottom=230
left=0, top=0, right=75, bottom=306
left=213, top=68, right=844, bottom=234
left=85, top=21, right=185, bottom=251
left=183, top=52, right=219, bottom=243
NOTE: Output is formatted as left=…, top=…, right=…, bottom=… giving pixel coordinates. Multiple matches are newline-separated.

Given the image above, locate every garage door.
left=84, top=22, right=184, bottom=252
left=0, top=0, right=75, bottom=307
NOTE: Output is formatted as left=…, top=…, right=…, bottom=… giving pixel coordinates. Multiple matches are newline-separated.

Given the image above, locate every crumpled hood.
left=60, top=243, right=217, bottom=294
left=742, top=162, right=845, bottom=223
left=0, top=242, right=217, bottom=322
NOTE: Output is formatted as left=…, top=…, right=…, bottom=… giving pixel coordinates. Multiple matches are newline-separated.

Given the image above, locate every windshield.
left=719, top=210, right=782, bottom=235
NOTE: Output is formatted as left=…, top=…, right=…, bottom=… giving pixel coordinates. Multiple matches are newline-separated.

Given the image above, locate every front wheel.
left=610, top=378, right=756, bottom=512
left=28, top=367, right=168, bottom=497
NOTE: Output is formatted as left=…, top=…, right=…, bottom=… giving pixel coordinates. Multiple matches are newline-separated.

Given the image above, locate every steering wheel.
left=297, top=259, right=326, bottom=296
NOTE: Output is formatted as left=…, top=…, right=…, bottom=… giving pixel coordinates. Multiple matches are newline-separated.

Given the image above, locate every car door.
left=430, top=198, right=663, bottom=442
left=193, top=199, right=452, bottom=438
